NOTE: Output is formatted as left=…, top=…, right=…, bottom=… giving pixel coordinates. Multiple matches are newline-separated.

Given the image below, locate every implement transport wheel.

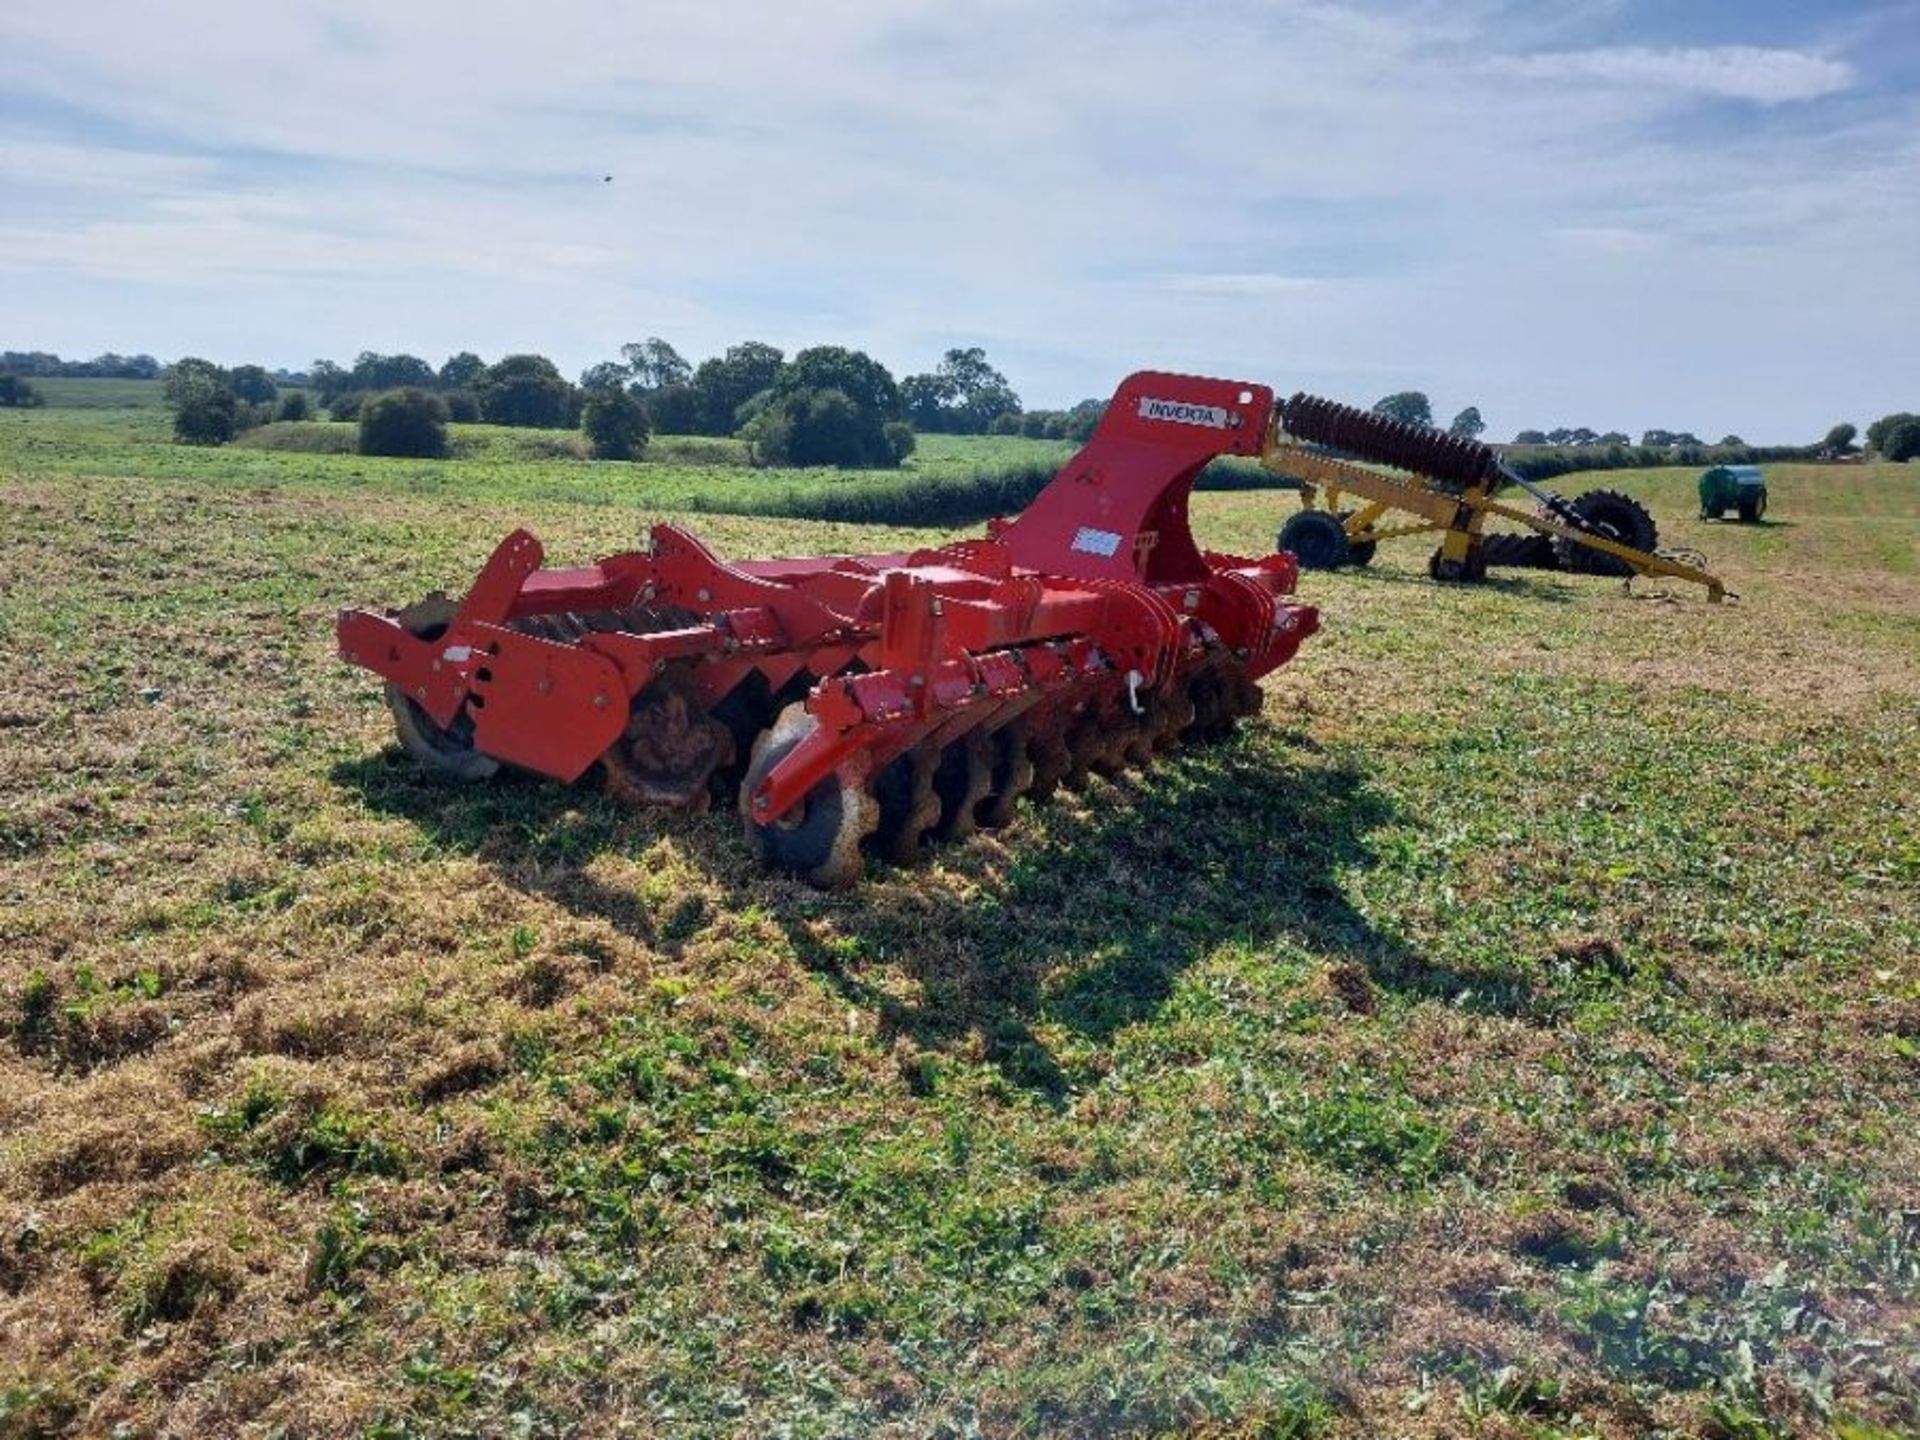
left=1553, top=489, right=1658, bottom=576
left=976, top=720, right=1036, bottom=830
left=1347, top=536, right=1378, bottom=568
left=1738, top=494, right=1765, bottom=523
left=1427, top=547, right=1488, bottom=584
left=384, top=593, right=500, bottom=782
left=1278, top=510, right=1353, bottom=571
left=602, top=670, right=736, bottom=811
left=1479, top=532, right=1559, bottom=571
left=739, top=703, right=878, bottom=889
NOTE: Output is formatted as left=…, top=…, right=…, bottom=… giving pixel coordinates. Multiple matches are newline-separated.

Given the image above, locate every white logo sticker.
left=1071, top=527, right=1123, bottom=557
left=1137, top=396, right=1231, bottom=429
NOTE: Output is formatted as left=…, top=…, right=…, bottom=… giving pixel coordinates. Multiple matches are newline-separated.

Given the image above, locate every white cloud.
left=1550, top=226, right=1667, bottom=257
left=1160, top=274, right=1333, bottom=297
left=0, top=137, right=214, bottom=194
left=1490, top=45, right=1855, bottom=104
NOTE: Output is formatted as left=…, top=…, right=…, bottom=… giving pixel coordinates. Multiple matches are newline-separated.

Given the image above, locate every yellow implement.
left=1259, top=397, right=1726, bottom=601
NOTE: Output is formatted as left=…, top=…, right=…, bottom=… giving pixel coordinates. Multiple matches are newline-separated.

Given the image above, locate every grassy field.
left=1, top=403, right=1916, bottom=1439
left=2, top=404, right=1068, bottom=518
left=21, top=377, right=167, bottom=410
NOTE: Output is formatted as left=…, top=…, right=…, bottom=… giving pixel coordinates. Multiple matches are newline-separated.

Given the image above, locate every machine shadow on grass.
left=336, top=732, right=1538, bottom=1100
left=1341, top=563, right=1580, bottom=603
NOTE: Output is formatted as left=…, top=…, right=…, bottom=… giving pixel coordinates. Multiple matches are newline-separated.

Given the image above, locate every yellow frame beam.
left=1263, top=442, right=1726, bottom=602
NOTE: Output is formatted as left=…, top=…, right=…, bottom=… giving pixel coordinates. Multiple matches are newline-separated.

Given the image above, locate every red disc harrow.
left=337, top=371, right=1319, bottom=885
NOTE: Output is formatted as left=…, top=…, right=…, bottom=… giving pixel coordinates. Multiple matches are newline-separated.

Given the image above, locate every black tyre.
left=1277, top=510, right=1353, bottom=571
left=1428, top=548, right=1487, bottom=584
left=1552, top=489, right=1658, bottom=576
left=1478, top=532, right=1558, bottom=571
left=385, top=593, right=499, bottom=782
left=1347, top=538, right=1378, bottom=568
left=1737, top=496, right=1763, bottom=523
left=739, top=704, right=877, bottom=888
left=384, top=687, right=501, bottom=782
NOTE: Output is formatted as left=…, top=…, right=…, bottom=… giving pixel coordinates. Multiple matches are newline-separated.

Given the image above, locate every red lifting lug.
left=879, top=571, right=945, bottom=669
left=457, top=529, right=544, bottom=627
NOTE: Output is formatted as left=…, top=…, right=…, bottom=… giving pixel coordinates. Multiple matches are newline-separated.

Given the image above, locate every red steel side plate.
left=462, top=625, right=631, bottom=782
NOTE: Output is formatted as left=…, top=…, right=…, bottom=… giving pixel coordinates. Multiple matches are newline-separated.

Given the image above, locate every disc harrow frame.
left=337, top=371, right=1320, bottom=885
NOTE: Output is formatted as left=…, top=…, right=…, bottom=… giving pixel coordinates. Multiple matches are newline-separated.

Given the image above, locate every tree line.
left=137, top=339, right=1112, bottom=466
left=0, top=350, right=164, bottom=380
left=10, top=348, right=1919, bottom=467
left=1368, top=391, right=1914, bottom=462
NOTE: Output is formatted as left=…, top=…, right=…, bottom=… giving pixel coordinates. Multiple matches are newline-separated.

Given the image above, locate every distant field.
left=22, top=376, right=167, bottom=409
left=3, top=405, right=1074, bottom=516
left=1, top=402, right=1915, bottom=1437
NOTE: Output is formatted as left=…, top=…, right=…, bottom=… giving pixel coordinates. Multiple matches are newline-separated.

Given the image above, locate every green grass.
left=0, top=403, right=1916, bottom=1437
left=22, top=376, right=167, bottom=409
left=2, top=405, right=1070, bottom=518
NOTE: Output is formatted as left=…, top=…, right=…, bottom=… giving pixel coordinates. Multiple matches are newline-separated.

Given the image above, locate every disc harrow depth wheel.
left=739, top=704, right=878, bottom=889
left=383, top=594, right=500, bottom=783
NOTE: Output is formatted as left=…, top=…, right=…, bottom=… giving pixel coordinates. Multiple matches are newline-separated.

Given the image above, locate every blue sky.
left=1, top=0, right=1915, bottom=440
